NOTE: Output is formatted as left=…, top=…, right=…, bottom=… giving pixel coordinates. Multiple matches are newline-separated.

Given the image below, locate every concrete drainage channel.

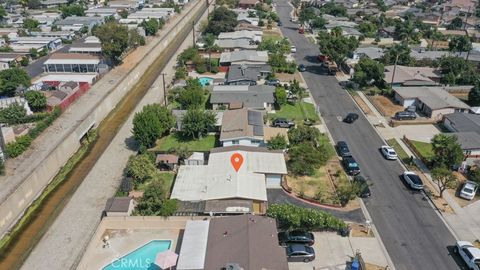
left=0, top=2, right=208, bottom=269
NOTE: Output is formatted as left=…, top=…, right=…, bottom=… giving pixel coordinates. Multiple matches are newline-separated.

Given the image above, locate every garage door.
left=266, top=174, right=282, bottom=188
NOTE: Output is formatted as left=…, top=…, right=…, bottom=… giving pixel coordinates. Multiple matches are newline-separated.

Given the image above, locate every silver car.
left=381, top=145, right=398, bottom=160
left=402, top=171, right=424, bottom=190
left=460, top=181, right=478, bottom=200
left=286, top=244, right=315, bottom=262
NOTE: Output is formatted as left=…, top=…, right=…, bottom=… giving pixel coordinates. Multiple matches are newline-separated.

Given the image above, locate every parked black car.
left=272, top=118, right=295, bottom=128
left=278, top=230, right=315, bottom=246
left=285, top=244, right=316, bottom=262
left=298, top=64, right=306, bottom=72
left=344, top=113, right=359, bottom=123
left=342, top=156, right=360, bottom=175
left=354, top=175, right=371, bottom=198
left=336, top=141, right=351, bottom=157
left=394, top=111, right=416, bottom=120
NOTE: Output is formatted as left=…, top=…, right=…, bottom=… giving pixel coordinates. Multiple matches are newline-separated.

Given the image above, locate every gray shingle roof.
left=393, top=86, right=470, bottom=110
left=226, top=64, right=271, bottom=84
left=210, top=85, right=275, bottom=109
left=444, top=113, right=480, bottom=134
left=451, top=132, right=480, bottom=150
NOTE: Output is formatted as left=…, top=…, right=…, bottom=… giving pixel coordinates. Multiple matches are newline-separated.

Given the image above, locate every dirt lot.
left=276, top=72, right=305, bottom=83
left=369, top=95, right=404, bottom=117
left=349, top=223, right=374, bottom=237
left=352, top=94, right=373, bottom=115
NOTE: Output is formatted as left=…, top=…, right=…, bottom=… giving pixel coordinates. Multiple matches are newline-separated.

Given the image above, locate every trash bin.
left=339, top=226, right=350, bottom=237
left=351, top=259, right=360, bottom=270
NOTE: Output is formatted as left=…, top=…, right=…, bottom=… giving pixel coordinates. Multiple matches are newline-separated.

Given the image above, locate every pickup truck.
left=454, top=241, right=480, bottom=270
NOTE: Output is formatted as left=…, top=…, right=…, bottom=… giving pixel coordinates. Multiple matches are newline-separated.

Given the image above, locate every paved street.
left=275, top=1, right=461, bottom=269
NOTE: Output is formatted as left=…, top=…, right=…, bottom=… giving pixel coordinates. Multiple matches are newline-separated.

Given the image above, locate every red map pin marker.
left=230, top=153, right=244, bottom=172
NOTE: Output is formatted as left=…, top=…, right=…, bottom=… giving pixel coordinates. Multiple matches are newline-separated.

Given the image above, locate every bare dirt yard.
left=369, top=95, right=404, bottom=117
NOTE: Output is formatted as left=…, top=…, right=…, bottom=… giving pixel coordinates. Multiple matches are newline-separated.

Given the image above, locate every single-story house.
left=210, top=85, right=275, bottom=111
left=104, top=197, right=135, bottom=217
left=119, top=8, right=174, bottom=24
left=353, top=46, right=385, bottom=60
left=215, top=30, right=262, bottom=50
left=55, top=16, right=104, bottom=32
left=218, top=30, right=262, bottom=42
left=443, top=112, right=480, bottom=134
left=85, top=7, right=119, bottom=18
left=107, top=0, right=141, bottom=9
left=384, top=65, right=441, bottom=86
left=0, top=53, right=28, bottom=70
left=219, top=50, right=269, bottom=66
left=226, top=64, right=271, bottom=85
left=237, top=12, right=259, bottom=26
left=450, top=132, right=480, bottom=161
left=170, top=146, right=288, bottom=214
left=155, top=154, right=179, bottom=170
left=176, top=215, right=288, bottom=270
left=10, top=36, right=62, bottom=50
left=30, top=31, right=75, bottom=41
left=220, top=108, right=265, bottom=146
left=40, top=0, right=68, bottom=8
left=393, top=86, right=470, bottom=120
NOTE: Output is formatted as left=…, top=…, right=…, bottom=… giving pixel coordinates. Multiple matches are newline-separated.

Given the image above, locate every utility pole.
left=390, top=53, right=399, bottom=87
left=192, top=20, right=196, bottom=47
left=161, top=73, right=167, bottom=106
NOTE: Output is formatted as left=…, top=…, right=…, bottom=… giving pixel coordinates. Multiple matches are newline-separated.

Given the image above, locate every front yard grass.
left=136, top=172, right=175, bottom=195
left=269, top=102, right=319, bottom=123
left=386, top=139, right=410, bottom=163
left=409, top=140, right=434, bottom=163
left=153, top=133, right=219, bottom=152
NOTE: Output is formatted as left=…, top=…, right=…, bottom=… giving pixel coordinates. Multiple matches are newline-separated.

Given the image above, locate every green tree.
left=431, top=134, right=464, bottom=168
left=336, top=182, right=361, bottom=206
left=126, top=153, right=158, bottom=184
left=275, top=87, right=287, bottom=106
left=287, top=125, right=321, bottom=145
left=320, top=3, right=347, bottom=17
left=352, top=58, right=385, bottom=87
left=468, top=83, right=480, bottom=106
left=0, top=103, right=27, bottom=125
left=177, top=79, right=204, bottom=109
left=205, top=7, right=238, bottom=36
left=382, top=43, right=414, bottom=66
left=431, top=167, right=457, bottom=197
left=358, top=22, right=378, bottom=38
left=60, top=4, right=85, bottom=18
left=20, top=56, right=29, bottom=66
left=29, top=48, right=38, bottom=59
left=267, top=134, right=288, bottom=150
left=23, top=18, right=40, bottom=31
left=135, top=180, right=169, bottom=215
left=299, top=7, right=315, bottom=24
left=0, top=68, right=31, bottom=97
left=438, top=56, right=479, bottom=85
left=447, top=17, right=463, bottom=30
left=0, top=6, right=7, bottom=21
left=25, top=91, right=47, bottom=112
left=128, top=29, right=146, bottom=48
left=317, top=31, right=359, bottom=65
left=132, top=104, right=175, bottom=148
left=288, top=143, right=325, bottom=175
left=141, top=18, right=160, bottom=36
left=119, top=9, right=129, bottom=19
left=26, top=0, right=41, bottom=9
left=310, top=17, right=326, bottom=29
left=448, top=36, right=472, bottom=54
left=175, top=66, right=187, bottom=80
left=181, top=109, right=216, bottom=139
left=0, top=157, right=5, bottom=176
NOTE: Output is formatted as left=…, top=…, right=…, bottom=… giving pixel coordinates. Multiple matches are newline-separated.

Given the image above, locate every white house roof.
left=176, top=220, right=209, bottom=270
left=44, top=53, right=100, bottom=65
left=217, top=30, right=262, bottom=40
left=219, top=50, right=268, bottom=64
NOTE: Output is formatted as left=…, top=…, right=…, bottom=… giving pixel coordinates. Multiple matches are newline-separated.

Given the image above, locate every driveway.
left=267, top=189, right=365, bottom=223
left=275, top=1, right=460, bottom=270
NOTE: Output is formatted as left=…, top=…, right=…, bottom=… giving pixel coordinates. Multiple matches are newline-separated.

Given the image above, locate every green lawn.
left=269, top=102, right=319, bottom=123
left=153, top=133, right=218, bottom=152
left=263, top=33, right=283, bottom=42
left=136, top=172, right=175, bottom=194
left=409, top=140, right=434, bottom=162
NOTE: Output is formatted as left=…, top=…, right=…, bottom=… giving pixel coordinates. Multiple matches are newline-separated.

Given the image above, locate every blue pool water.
left=199, top=77, right=213, bottom=86
left=103, top=240, right=171, bottom=270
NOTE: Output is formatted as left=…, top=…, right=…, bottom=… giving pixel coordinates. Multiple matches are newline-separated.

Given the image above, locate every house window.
left=232, top=140, right=240, bottom=145
left=251, top=140, right=261, bottom=144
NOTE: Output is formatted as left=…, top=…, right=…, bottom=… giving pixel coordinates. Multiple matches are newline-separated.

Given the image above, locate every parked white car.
left=454, top=241, right=480, bottom=270
left=380, top=145, right=397, bottom=160
left=291, top=46, right=297, bottom=53
left=402, top=171, right=424, bottom=190
left=459, top=181, right=478, bottom=200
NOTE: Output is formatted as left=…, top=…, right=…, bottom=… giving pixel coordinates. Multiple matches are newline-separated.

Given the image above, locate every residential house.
left=393, top=86, right=470, bottom=120
left=219, top=50, right=269, bottom=66
left=450, top=132, right=480, bottom=161
left=119, top=8, right=175, bottom=24
left=30, top=31, right=75, bottom=41
left=170, top=146, right=288, bottom=214
left=44, top=53, right=101, bottom=73
left=443, top=113, right=480, bottom=162
left=237, top=12, right=259, bottom=26
left=353, top=47, right=385, bottom=60
left=210, top=85, right=275, bottom=111
left=0, top=53, right=28, bottom=70
left=107, top=0, right=141, bottom=9
left=104, top=197, right=135, bottom=217
left=10, top=36, right=62, bottom=51
left=238, top=0, right=258, bottom=9
left=69, top=36, right=102, bottom=54
left=55, top=16, right=104, bottom=32
left=176, top=215, right=288, bottom=270
left=43, top=81, right=92, bottom=111
left=384, top=65, right=441, bottom=86
left=155, top=154, right=179, bottom=170
left=0, top=97, right=33, bottom=115
left=85, top=7, right=120, bottom=18
left=215, top=30, right=262, bottom=51
left=40, top=0, right=69, bottom=8
left=30, top=12, right=62, bottom=26
left=226, top=64, right=272, bottom=85
left=220, top=108, right=265, bottom=146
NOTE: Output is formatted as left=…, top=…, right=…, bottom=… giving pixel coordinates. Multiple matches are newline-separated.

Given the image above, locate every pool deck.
left=76, top=216, right=204, bottom=270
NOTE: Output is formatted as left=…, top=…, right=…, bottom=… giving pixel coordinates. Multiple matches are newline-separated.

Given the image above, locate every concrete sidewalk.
left=355, top=91, right=480, bottom=243
left=288, top=232, right=389, bottom=270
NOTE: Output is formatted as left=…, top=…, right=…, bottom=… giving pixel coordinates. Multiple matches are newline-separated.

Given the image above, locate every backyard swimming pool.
left=198, top=77, right=213, bottom=86
left=103, top=240, right=171, bottom=270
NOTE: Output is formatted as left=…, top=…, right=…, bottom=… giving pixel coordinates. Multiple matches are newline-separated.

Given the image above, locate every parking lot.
left=288, top=231, right=389, bottom=270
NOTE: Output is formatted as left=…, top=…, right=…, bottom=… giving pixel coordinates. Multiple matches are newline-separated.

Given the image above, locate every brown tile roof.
left=155, top=154, right=179, bottom=164
left=204, top=215, right=288, bottom=270
left=220, top=108, right=264, bottom=141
